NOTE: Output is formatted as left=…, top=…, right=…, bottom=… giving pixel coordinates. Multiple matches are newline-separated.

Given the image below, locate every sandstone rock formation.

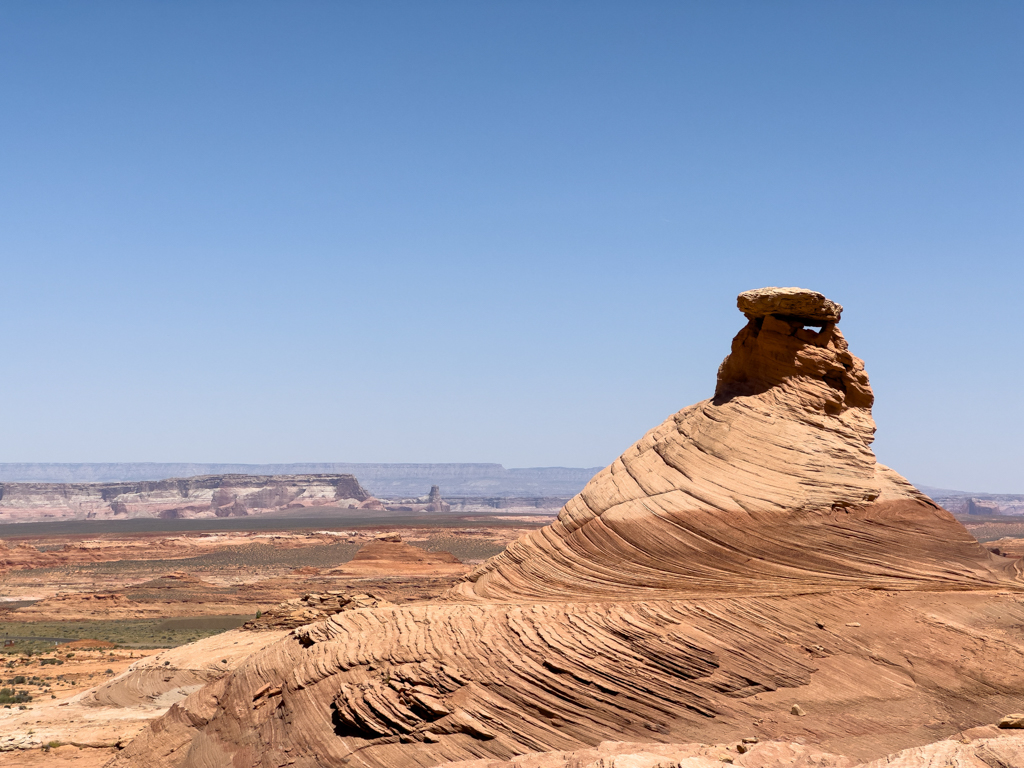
left=346, top=532, right=461, bottom=565
left=0, top=474, right=370, bottom=522
left=243, top=593, right=396, bottom=631
left=427, top=485, right=451, bottom=513
left=454, top=287, right=1017, bottom=602
left=433, top=733, right=1024, bottom=768
left=109, top=288, right=1024, bottom=768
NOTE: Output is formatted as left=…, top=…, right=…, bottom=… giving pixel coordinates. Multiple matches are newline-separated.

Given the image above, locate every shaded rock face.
left=0, top=474, right=369, bottom=522
left=967, top=497, right=1006, bottom=516
left=110, top=288, right=1024, bottom=768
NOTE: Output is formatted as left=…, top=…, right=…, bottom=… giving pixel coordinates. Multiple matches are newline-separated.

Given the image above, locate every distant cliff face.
left=0, top=463, right=603, bottom=497
left=0, top=474, right=369, bottom=523
left=918, top=486, right=1024, bottom=517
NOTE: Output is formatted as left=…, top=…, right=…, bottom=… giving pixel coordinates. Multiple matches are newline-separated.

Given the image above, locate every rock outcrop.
left=454, top=288, right=1015, bottom=602
left=427, top=485, right=451, bottom=513
left=243, top=593, right=396, bottom=631
left=0, top=474, right=370, bottom=522
left=109, top=288, right=1024, bottom=768
left=428, top=734, right=1024, bottom=768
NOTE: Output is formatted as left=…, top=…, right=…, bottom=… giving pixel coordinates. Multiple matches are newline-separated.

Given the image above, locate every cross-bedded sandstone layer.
left=108, top=288, right=1024, bottom=768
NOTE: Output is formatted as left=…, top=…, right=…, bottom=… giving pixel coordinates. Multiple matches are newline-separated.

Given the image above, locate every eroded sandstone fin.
left=454, top=287, right=1017, bottom=602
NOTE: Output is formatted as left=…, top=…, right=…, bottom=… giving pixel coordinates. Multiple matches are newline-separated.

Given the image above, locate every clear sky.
left=1, top=2, right=1021, bottom=492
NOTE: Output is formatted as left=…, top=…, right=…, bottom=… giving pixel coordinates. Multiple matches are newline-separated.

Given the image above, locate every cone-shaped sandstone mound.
left=110, top=289, right=1024, bottom=768
left=453, top=287, right=1020, bottom=601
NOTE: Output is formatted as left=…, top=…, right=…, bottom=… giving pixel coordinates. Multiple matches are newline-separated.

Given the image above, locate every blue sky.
left=1, top=2, right=1021, bottom=492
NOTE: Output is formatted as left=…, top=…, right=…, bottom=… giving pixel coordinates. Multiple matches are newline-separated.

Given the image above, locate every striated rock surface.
left=434, top=733, right=1024, bottom=768
left=0, top=474, right=370, bottom=523
left=109, top=288, right=1024, bottom=768
left=737, top=286, right=843, bottom=323
left=454, top=288, right=1016, bottom=602
left=243, top=592, right=396, bottom=631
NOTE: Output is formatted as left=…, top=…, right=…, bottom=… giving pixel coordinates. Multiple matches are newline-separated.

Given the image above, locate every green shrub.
left=0, top=688, right=32, bottom=704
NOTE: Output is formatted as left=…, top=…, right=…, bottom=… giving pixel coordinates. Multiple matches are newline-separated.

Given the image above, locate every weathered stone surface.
left=737, top=286, right=843, bottom=322
left=858, top=735, right=1024, bottom=767
left=455, top=291, right=1012, bottom=603
left=999, top=714, right=1024, bottom=729
left=108, top=288, right=1024, bottom=768
left=243, top=592, right=395, bottom=630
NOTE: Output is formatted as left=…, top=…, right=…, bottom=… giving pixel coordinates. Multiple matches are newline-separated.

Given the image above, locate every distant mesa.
left=0, top=463, right=603, bottom=497
left=101, top=287, right=1024, bottom=768
left=0, top=474, right=372, bottom=523
left=913, top=483, right=1024, bottom=516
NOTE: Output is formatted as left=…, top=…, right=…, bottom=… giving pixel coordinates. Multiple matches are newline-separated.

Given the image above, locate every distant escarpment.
left=0, top=474, right=371, bottom=523
left=920, top=487, right=1024, bottom=517
left=0, top=463, right=601, bottom=497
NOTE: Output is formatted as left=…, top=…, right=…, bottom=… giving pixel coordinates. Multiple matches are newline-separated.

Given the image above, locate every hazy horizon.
left=0, top=461, right=1012, bottom=498
left=3, top=2, right=1022, bottom=492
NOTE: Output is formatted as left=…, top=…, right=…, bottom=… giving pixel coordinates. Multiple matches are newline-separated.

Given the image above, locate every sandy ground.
left=0, top=645, right=158, bottom=767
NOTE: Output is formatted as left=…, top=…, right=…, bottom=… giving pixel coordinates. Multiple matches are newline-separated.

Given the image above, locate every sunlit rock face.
left=0, top=474, right=370, bottom=522
left=110, top=288, right=1024, bottom=768
left=454, top=287, right=1015, bottom=602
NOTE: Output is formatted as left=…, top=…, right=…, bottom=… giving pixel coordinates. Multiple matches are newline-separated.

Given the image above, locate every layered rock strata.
left=454, top=288, right=1016, bottom=601
left=109, top=288, right=1024, bottom=768
left=243, top=593, right=396, bottom=631
left=0, top=474, right=371, bottom=522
